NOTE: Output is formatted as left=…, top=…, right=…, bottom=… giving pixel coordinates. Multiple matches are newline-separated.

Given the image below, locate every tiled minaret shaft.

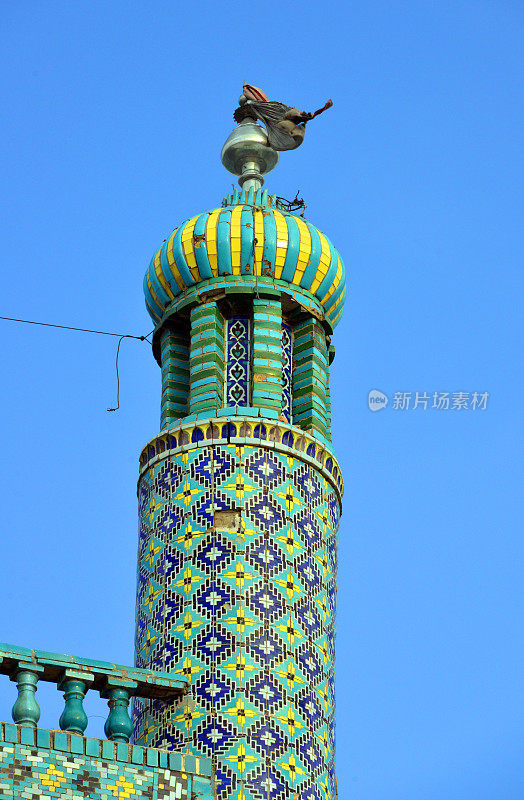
left=134, top=135, right=346, bottom=800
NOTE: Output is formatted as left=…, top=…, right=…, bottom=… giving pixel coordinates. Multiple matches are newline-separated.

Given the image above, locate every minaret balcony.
left=0, top=642, right=215, bottom=799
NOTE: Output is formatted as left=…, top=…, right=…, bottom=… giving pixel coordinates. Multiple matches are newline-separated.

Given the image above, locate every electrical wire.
left=0, top=315, right=149, bottom=340
left=1, top=314, right=154, bottom=412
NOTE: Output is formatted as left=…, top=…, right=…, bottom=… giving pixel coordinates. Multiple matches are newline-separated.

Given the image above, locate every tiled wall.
left=159, top=296, right=332, bottom=439
left=0, top=723, right=213, bottom=800
left=133, top=440, right=340, bottom=800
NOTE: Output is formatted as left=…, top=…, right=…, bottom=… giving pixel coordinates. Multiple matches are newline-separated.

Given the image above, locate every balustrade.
left=0, top=643, right=186, bottom=744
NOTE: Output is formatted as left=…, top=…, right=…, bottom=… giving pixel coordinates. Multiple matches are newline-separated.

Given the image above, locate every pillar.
left=292, top=317, right=329, bottom=438
left=189, top=302, right=225, bottom=414
left=161, top=325, right=190, bottom=429
left=251, top=297, right=283, bottom=416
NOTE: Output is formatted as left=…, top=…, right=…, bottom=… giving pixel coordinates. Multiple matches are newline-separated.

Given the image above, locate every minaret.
left=133, top=97, right=346, bottom=800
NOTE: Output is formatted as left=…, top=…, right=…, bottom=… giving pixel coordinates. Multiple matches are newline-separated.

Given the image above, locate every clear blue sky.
left=1, top=2, right=522, bottom=798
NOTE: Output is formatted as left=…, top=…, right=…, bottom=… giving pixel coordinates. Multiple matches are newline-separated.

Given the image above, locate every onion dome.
left=144, top=187, right=346, bottom=330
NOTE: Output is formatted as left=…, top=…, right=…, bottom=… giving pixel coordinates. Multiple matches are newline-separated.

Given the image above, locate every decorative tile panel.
left=0, top=724, right=213, bottom=800
left=225, top=318, right=251, bottom=406
left=134, top=440, right=340, bottom=800
left=281, top=322, right=292, bottom=422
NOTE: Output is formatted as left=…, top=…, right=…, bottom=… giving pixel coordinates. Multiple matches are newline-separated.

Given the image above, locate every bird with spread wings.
left=234, top=83, right=333, bottom=151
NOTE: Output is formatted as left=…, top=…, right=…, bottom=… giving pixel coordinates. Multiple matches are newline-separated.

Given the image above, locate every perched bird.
left=234, top=82, right=333, bottom=151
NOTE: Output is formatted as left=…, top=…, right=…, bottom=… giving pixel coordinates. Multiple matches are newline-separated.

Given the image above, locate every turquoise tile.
left=116, top=742, right=128, bottom=762
left=101, top=739, right=115, bottom=760
left=169, top=752, right=182, bottom=771
left=34, top=650, right=73, bottom=663
left=198, top=758, right=212, bottom=777
left=184, top=754, right=196, bottom=773
left=85, top=737, right=99, bottom=757
left=74, top=657, right=113, bottom=670
left=54, top=732, right=68, bottom=751
left=36, top=729, right=51, bottom=749
left=19, top=727, right=34, bottom=746
left=0, top=643, right=32, bottom=657
left=3, top=724, right=17, bottom=743
left=70, top=735, right=83, bottom=754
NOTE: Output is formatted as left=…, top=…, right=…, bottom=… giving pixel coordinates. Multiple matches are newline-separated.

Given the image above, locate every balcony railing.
left=0, top=643, right=186, bottom=742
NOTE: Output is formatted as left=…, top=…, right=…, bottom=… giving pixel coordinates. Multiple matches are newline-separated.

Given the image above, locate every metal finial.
left=221, top=120, right=279, bottom=192
left=221, top=83, right=333, bottom=190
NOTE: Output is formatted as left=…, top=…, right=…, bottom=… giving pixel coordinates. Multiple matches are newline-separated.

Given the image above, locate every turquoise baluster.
left=11, top=664, right=44, bottom=727
left=59, top=671, right=93, bottom=735
left=102, top=682, right=135, bottom=743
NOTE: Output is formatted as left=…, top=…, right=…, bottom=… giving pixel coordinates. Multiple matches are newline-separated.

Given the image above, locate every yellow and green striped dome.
left=144, top=188, right=346, bottom=328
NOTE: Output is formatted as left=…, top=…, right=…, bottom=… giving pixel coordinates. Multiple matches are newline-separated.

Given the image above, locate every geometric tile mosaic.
left=225, top=317, right=250, bottom=406
left=281, top=322, right=292, bottom=422
left=0, top=728, right=213, bottom=800
left=134, top=443, right=340, bottom=800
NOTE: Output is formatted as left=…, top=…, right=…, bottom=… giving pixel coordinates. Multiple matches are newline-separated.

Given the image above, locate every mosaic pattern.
left=134, top=443, right=340, bottom=800
left=0, top=737, right=213, bottom=800
left=144, top=190, right=346, bottom=330
left=281, top=323, right=292, bottom=422
left=139, top=418, right=343, bottom=497
left=225, top=318, right=250, bottom=406
left=157, top=293, right=334, bottom=437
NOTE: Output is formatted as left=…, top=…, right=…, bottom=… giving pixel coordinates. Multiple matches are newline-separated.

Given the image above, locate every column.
left=11, top=663, right=44, bottom=727
left=325, top=378, right=332, bottom=440
left=189, top=302, right=225, bottom=414
left=58, top=670, right=93, bottom=735
left=251, top=297, right=283, bottom=416
left=160, top=325, right=190, bottom=429
left=292, top=316, right=329, bottom=438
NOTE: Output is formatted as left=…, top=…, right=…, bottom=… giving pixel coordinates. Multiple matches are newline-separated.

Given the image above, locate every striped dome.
left=144, top=188, right=346, bottom=328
